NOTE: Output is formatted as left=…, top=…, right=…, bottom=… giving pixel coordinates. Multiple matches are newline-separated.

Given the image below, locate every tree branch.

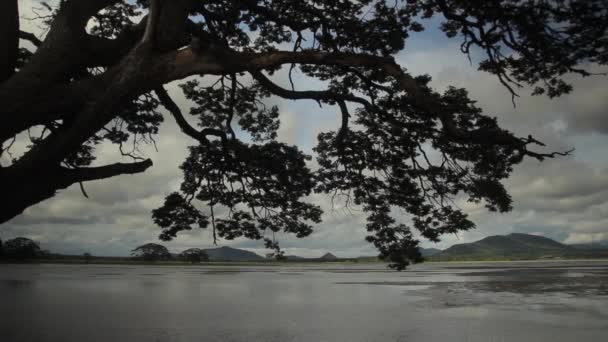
left=19, top=30, right=42, bottom=47
left=155, top=86, right=226, bottom=143
left=251, top=70, right=356, bottom=145
left=336, top=100, right=350, bottom=146
left=141, top=0, right=161, bottom=44
left=243, top=51, right=547, bottom=156
left=62, top=159, right=153, bottom=183
left=250, top=69, right=373, bottom=108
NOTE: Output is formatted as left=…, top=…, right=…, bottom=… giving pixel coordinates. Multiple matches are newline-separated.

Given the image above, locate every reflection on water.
left=0, top=261, right=607, bottom=341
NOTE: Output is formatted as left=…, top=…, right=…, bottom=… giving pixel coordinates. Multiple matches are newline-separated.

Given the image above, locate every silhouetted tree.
left=179, top=248, right=209, bottom=263
left=0, top=239, right=4, bottom=260
left=4, top=237, right=42, bottom=260
left=131, top=243, right=171, bottom=261
left=1, top=1, right=605, bottom=269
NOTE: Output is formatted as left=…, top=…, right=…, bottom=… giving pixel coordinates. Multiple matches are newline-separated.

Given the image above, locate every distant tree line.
left=0, top=238, right=209, bottom=263
left=131, top=243, right=209, bottom=263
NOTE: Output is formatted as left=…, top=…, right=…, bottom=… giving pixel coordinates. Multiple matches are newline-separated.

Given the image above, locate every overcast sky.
left=2, top=1, right=608, bottom=257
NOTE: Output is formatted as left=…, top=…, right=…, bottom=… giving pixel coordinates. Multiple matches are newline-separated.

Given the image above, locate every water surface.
left=1, top=261, right=607, bottom=341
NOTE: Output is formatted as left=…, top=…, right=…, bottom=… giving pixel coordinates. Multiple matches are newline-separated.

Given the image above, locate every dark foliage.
left=4, top=237, right=42, bottom=260
left=1, top=1, right=605, bottom=269
left=131, top=243, right=171, bottom=261
left=179, top=248, right=209, bottom=263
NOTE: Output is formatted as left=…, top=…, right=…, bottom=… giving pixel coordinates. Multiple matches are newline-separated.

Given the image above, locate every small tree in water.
left=131, top=243, right=171, bottom=262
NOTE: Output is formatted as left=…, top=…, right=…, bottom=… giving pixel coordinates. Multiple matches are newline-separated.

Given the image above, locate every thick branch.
left=336, top=100, right=350, bottom=145
left=250, top=70, right=372, bottom=108
left=61, top=159, right=153, bottom=183
left=0, top=157, right=152, bottom=224
left=142, top=0, right=194, bottom=51
left=142, top=0, right=161, bottom=44
left=19, top=30, right=42, bottom=47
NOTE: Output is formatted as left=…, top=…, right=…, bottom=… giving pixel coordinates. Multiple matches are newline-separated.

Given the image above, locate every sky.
left=2, top=1, right=608, bottom=258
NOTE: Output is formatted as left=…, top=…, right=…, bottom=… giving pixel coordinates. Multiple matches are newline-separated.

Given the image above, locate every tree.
left=131, top=243, right=171, bottom=261
left=179, top=248, right=209, bottom=263
left=0, top=239, right=4, bottom=259
left=83, top=252, right=93, bottom=264
left=4, top=237, right=42, bottom=260
left=1, top=1, right=605, bottom=269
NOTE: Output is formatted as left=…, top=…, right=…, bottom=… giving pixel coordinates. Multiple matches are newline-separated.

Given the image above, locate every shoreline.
left=2, top=258, right=607, bottom=267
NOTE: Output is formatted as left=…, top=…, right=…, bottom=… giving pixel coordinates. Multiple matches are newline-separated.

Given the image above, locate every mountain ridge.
left=203, top=246, right=265, bottom=261
left=433, top=233, right=608, bottom=260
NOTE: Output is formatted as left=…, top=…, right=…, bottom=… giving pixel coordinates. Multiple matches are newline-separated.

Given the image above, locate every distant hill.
left=570, top=241, right=608, bottom=250
left=438, top=233, right=570, bottom=258
left=203, top=246, right=264, bottom=261
left=420, top=247, right=442, bottom=257
left=432, top=233, right=608, bottom=261
left=320, top=252, right=338, bottom=261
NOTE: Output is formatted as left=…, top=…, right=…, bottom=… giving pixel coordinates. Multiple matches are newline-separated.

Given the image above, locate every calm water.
left=1, top=261, right=607, bottom=341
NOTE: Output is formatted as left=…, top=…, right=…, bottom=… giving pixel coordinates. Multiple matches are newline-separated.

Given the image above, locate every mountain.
left=320, top=252, right=338, bottom=261
left=435, top=233, right=573, bottom=260
left=203, top=246, right=265, bottom=261
left=420, top=247, right=442, bottom=257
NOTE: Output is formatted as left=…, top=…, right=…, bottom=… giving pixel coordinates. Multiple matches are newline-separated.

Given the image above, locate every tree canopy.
left=1, top=1, right=606, bottom=269
left=131, top=243, right=172, bottom=261
left=3, top=237, right=42, bottom=260
left=179, top=248, right=209, bottom=263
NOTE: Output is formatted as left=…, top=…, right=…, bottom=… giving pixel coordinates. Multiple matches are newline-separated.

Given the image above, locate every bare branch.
left=78, top=182, right=89, bottom=198
left=19, top=30, right=42, bottom=47
left=155, top=86, right=227, bottom=143
left=525, top=148, right=575, bottom=161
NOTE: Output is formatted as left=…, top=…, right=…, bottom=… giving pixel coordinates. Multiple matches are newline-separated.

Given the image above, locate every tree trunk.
left=0, top=0, right=18, bottom=82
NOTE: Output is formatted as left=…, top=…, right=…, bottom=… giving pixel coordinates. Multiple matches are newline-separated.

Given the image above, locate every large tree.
left=1, top=1, right=605, bottom=269
left=3, top=237, right=42, bottom=260
left=131, top=243, right=171, bottom=261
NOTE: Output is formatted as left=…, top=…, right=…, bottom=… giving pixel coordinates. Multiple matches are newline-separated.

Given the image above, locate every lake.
left=1, top=261, right=607, bottom=341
